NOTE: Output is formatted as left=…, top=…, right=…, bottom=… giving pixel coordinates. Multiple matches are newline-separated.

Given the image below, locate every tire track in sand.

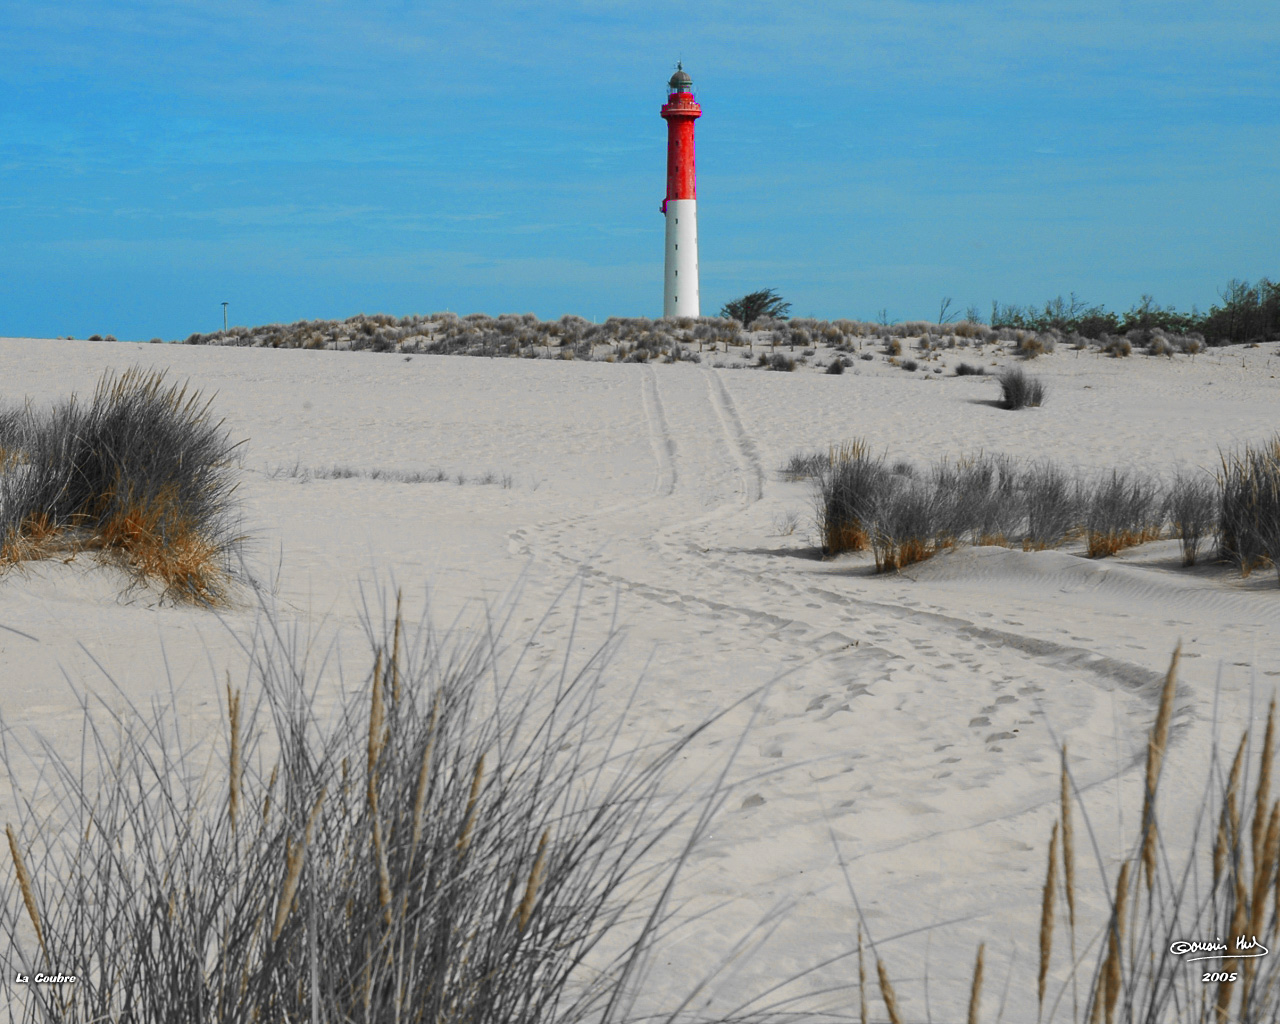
left=641, top=365, right=677, bottom=497
left=703, top=368, right=763, bottom=504
left=508, top=366, right=676, bottom=558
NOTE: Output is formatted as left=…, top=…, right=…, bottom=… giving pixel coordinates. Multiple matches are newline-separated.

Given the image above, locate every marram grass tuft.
left=0, top=367, right=242, bottom=602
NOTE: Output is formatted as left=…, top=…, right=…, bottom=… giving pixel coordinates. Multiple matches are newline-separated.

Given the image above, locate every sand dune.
left=1, top=336, right=1278, bottom=1020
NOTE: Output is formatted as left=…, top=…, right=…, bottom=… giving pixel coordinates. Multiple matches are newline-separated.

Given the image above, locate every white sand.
left=1, top=336, right=1278, bottom=1020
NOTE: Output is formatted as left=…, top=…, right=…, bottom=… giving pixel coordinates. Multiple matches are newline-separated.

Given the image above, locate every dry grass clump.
left=1218, top=435, right=1280, bottom=583
left=269, top=462, right=514, bottom=489
left=955, top=361, right=986, bottom=376
left=0, top=592, right=779, bottom=1023
left=934, top=453, right=1023, bottom=547
left=781, top=450, right=828, bottom=481
left=1084, top=470, right=1166, bottom=558
left=869, top=481, right=943, bottom=571
left=0, top=368, right=242, bottom=602
left=1022, top=462, right=1083, bottom=550
left=1167, top=471, right=1219, bottom=566
left=816, top=440, right=888, bottom=556
left=1147, top=330, right=1177, bottom=357
left=1101, top=335, right=1133, bottom=358
left=998, top=367, right=1047, bottom=410
left=820, top=449, right=1028, bottom=571
left=809, top=433, right=1280, bottom=582
left=1015, top=334, right=1055, bottom=359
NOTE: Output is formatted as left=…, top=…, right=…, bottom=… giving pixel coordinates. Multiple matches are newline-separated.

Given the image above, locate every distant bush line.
left=85, top=276, right=1271, bottom=356
left=158, top=311, right=1223, bottom=365
left=989, top=279, right=1280, bottom=347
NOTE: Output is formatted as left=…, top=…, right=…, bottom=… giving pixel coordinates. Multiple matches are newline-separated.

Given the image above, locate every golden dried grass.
left=858, top=925, right=868, bottom=1024
left=271, top=787, right=326, bottom=943
left=516, top=829, right=549, bottom=933
left=456, top=755, right=485, bottom=857
left=876, top=958, right=904, bottom=1024
left=1102, top=860, right=1129, bottom=1024
left=968, top=943, right=984, bottom=1024
left=6, top=823, right=48, bottom=967
left=228, top=679, right=242, bottom=832
left=1085, top=525, right=1164, bottom=559
left=1039, top=820, right=1059, bottom=1014
left=826, top=520, right=870, bottom=554
left=1141, top=645, right=1179, bottom=890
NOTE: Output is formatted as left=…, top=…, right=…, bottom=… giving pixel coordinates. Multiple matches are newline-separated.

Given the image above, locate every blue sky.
left=2, top=1, right=1277, bottom=339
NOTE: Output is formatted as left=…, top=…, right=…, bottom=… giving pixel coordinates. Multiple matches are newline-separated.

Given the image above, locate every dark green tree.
left=720, top=289, right=791, bottom=329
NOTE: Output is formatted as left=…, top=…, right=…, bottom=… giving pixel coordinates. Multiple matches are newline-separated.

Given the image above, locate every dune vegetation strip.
left=267, top=462, right=515, bottom=489
left=800, top=436, right=1280, bottom=581
left=89, top=288, right=1279, bottom=367
left=0, top=367, right=243, bottom=603
left=118, top=275, right=1278, bottom=358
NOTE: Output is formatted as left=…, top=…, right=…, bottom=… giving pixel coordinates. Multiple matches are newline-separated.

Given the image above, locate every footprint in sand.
left=969, top=716, right=991, bottom=727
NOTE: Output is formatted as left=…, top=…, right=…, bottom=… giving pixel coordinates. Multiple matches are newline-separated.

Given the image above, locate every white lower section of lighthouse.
left=663, top=199, right=699, bottom=318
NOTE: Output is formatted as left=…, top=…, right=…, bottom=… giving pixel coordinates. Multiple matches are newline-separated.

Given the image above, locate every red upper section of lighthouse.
left=661, top=64, right=700, bottom=202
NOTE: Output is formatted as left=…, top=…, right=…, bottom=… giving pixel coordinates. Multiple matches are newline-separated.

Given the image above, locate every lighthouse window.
left=674, top=244, right=678, bottom=250
left=674, top=270, right=678, bottom=277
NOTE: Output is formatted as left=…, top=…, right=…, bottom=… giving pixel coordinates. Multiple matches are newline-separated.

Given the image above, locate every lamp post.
left=222, top=302, right=229, bottom=334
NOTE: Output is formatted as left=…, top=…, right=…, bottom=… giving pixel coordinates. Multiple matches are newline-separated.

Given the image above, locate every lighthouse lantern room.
left=661, top=63, right=701, bottom=318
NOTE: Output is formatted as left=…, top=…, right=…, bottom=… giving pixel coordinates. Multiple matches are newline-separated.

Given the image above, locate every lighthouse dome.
left=668, top=65, right=693, bottom=92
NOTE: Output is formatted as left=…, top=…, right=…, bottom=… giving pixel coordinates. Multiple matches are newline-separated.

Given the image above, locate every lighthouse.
left=661, top=63, right=701, bottom=318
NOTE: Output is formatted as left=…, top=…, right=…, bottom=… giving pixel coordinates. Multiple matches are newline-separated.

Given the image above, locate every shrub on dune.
left=1014, top=334, right=1052, bottom=359
left=1101, top=335, right=1133, bottom=358
left=1219, top=435, right=1280, bottom=583
left=817, top=440, right=889, bottom=556
left=0, top=367, right=242, bottom=602
left=781, top=450, right=828, bottom=481
left=1146, top=330, right=1176, bottom=357
left=954, top=361, right=985, bottom=376
left=1022, top=461, right=1082, bottom=550
left=1083, top=470, right=1166, bottom=558
left=870, top=480, right=942, bottom=572
left=998, top=367, right=1047, bottom=410
left=1167, top=471, right=1219, bottom=566
left=934, top=453, right=1023, bottom=547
